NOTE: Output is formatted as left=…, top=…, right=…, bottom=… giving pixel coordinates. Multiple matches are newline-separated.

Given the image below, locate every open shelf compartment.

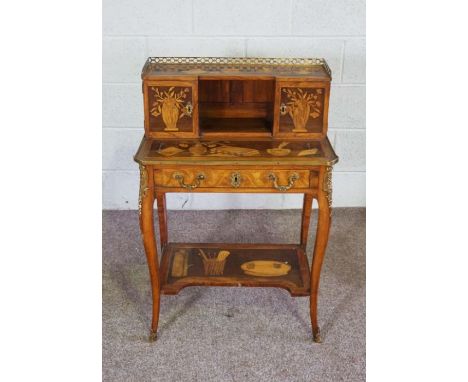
left=160, top=243, right=310, bottom=296
left=198, top=79, right=275, bottom=138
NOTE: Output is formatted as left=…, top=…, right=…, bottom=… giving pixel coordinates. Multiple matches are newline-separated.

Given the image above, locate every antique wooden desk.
left=134, top=57, right=338, bottom=342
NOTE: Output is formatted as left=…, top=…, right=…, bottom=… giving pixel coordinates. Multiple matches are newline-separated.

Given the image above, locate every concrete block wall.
left=103, top=0, right=366, bottom=209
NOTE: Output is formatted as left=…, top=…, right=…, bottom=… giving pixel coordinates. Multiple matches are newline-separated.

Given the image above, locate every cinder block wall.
left=103, top=0, right=365, bottom=209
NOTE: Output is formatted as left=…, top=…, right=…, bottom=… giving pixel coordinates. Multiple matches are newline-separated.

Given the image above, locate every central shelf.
left=200, top=118, right=272, bottom=138
left=160, top=243, right=310, bottom=296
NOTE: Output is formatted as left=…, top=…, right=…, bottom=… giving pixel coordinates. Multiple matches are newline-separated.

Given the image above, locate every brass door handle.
left=173, top=172, right=205, bottom=190
left=268, top=173, right=299, bottom=191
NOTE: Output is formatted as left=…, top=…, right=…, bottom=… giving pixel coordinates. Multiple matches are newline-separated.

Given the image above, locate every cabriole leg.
left=139, top=165, right=160, bottom=342
left=310, top=167, right=332, bottom=343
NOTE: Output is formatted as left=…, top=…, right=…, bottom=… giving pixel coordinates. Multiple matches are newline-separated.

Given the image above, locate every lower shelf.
left=160, top=243, right=310, bottom=296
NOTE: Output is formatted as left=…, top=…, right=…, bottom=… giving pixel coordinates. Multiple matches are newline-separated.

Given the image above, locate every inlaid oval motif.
left=241, top=260, right=291, bottom=277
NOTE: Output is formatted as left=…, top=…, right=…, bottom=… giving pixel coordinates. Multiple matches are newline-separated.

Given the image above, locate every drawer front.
left=144, top=79, right=198, bottom=138
left=274, top=80, right=330, bottom=139
left=154, top=169, right=316, bottom=190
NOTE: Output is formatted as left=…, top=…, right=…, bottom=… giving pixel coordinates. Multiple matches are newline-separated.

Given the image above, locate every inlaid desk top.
left=134, top=137, right=338, bottom=166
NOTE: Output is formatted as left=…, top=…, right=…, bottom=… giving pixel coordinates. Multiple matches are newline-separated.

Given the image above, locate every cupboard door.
left=274, top=81, right=329, bottom=139
left=144, top=79, right=198, bottom=138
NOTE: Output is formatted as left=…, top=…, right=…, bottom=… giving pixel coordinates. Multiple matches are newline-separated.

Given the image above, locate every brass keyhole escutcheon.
left=184, top=101, right=193, bottom=116
left=280, top=103, right=288, bottom=115
left=231, top=172, right=242, bottom=188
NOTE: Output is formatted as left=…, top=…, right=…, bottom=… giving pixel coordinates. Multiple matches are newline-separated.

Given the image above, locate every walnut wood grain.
left=156, top=192, right=168, bottom=250
left=301, top=193, right=314, bottom=248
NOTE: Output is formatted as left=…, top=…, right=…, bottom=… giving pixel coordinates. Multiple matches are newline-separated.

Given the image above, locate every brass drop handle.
left=173, top=172, right=205, bottom=190
left=268, top=172, right=299, bottom=191
left=184, top=101, right=193, bottom=117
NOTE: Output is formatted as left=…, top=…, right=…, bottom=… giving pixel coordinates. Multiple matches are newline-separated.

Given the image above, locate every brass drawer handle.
left=173, top=172, right=205, bottom=190
left=268, top=173, right=299, bottom=191
left=231, top=172, right=242, bottom=188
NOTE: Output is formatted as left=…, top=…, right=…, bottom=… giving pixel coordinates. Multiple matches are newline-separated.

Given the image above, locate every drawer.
left=154, top=168, right=317, bottom=190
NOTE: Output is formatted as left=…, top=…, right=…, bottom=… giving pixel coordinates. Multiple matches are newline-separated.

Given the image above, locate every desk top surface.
left=134, top=137, right=338, bottom=166
left=142, top=57, right=332, bottom=81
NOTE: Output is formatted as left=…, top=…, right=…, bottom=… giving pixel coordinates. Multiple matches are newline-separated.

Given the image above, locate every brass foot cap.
left=313, top=328, right=322, bottom=343
left=149, top=331, right=158, bottom=342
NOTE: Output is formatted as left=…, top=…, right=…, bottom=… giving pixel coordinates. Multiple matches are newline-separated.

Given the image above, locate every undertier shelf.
left=160, top=243, right=310, bottom=296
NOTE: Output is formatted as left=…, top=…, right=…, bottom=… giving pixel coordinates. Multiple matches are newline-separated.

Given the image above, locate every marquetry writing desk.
left=134, top=57, right=338, bottom=342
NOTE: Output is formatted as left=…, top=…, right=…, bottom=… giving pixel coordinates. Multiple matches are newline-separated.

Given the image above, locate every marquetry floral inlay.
left=281, top=88, right=322, bottom=133
left=151, top=87, right=192, bottom=132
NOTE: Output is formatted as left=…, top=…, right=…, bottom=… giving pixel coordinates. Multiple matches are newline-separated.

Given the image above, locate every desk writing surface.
left=134, top=137, right=338, bottom=166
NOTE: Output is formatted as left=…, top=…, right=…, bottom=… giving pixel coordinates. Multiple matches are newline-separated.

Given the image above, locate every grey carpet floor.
left=103, top=208, right=365, bottom=382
